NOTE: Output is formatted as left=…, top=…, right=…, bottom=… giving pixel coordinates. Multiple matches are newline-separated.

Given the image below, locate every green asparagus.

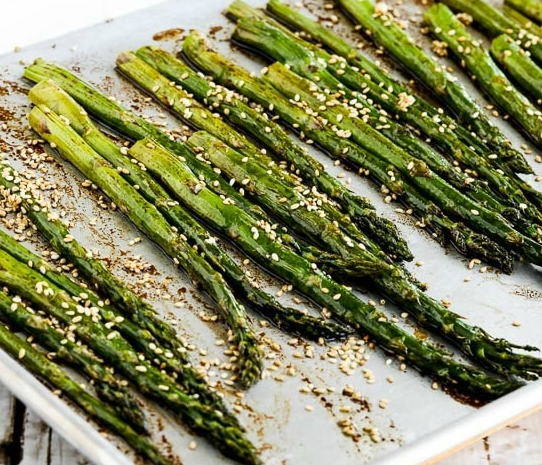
left=235, top=0, right=531, bottom=175
left=24, top=59, right=270, bottom=224
left=491, top=34, right=542, bottom=106
left=259, top=0, right=542, bottom=208
left=183, top=31, right=523, bottom=271
left=502, top=4, right=542, bottom=38
left=135, top=45, right=412, bottom=262
left=228, top=14, right=542, bottom=235
left=437, top=0, right=542, bottom=64
left=336, top=0, right=535, bottom=169
left=258, top=0, right=534, bottom=176
left=27, top=103, right=262, bottom=389
left=264, top=61, right=542, bottom=259
left=0, top=201, right=236, bottom=419
left=115, top=52, right=393, bottom=277
left=28, top=78, right=351, bottom=342
left=184, top=32, right=542, bottom=270
left=505, top=0, right=542, bottom=24
left=0, top=248, right=260, bottom=464
left=126, top=136, right=535, bottom=397
left=0, top=243, right=147, bottom=433
left=424, top=3, right=542, bottom=148
left=0, top=309, right=174, bottom=465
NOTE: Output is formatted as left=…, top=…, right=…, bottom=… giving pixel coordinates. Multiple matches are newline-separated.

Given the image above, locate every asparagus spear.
left=115, top=53, right=391, bottom=277
left=502, top=4, right=542, bottom=38
left=28, top=79, right=352, bottom=342
left=229, top=15, right=542, bottom=235
left=0, top=250, right=260, bottom=465
left=0, top=205, right=235, bottom=419
left=264, top=61, right=542, bottom=258
left=182, top=31, right=520, bottom=270
left=336, top=0, right=534, bottom=170
left=0, top=248, right=147, bottom=434
left=184, top=32, right=542, bottom=268
left=135, top=45, right=412, bottom=263
left=187, top=121, right=539, bottom=380
left=27, top=104, right=262, bottom=389
left=424, top=3, right=542, bottom=149
left=119, top=49, right=433, bottom=296
left=116, top=52, right=401, bottom=274
left=437, top=0, right=542, bottom=64
left=0, top=307, right=174, bottom=465
left=187, top=131, right=388, bottom=276
left=491, top=34, right=542, bottom=106
left=186, top=130, right=524, bottom=364
left=505, top=0, right=542, bottom=24
left=127, top=135, right=537, bottom=396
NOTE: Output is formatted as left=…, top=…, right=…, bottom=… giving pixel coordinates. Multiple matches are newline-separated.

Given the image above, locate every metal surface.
left=0, top=0, right=540, bottom=464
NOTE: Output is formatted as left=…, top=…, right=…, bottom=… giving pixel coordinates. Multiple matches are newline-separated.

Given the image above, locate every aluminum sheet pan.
left=0, top=1, right=541, bottom=464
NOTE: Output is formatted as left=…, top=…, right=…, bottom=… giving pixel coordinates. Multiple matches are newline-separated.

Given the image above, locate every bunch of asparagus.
left=111, top=47, right=542, bottom=379
left=20, top=55, right=542, bottom=400
left=5, top=1, right=541, bottom=462
left=220, top=2, right=542, bottom=268
left=0, top=208, right=259, bottom=463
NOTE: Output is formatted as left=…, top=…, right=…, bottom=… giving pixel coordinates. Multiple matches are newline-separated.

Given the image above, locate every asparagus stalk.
left=27, top=104, right=262, bottom=389
left=424, top=3, right=542, bottom=149
left=135, top=45, right=515, bottom=272
left=235, top=0, right=530, bottom=173
left=505, top=0, right=542, bottom=24
left=187, top=130, right=533, bottom=374
left=188, top=31, right=542, bottom=268
left=119, top=50, right=431, bottom=297
left=0, top=308, right=173, bottom=465
left=336, top=0, right=535, bottom=170
left=229, top=15, right=542, bottom=235
left=135, top=45, right=412, bottom=263
left=127, top=135, right=535, bottom=397
left=28, top=79, right=352, bottom=342
left=0, top=250, right=260, bottom=465
left=502, top=4, right=542, bottom=38
left=0, top=205, right=235, bottom=419
left=0, top=251, right=147, bottom=434
left=231, top=18, right=468, bottom=191
left=437, top=0, right=542, bottom=64
left=182, top=31, right=519, bottom=271
left=491, top=34, right=542, bottom=106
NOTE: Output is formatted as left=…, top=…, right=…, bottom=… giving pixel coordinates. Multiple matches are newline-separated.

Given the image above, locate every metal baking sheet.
left=0, top=1, right=541, bottom=464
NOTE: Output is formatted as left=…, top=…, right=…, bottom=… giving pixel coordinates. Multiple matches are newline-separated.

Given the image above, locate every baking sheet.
left=0, top=0, right=541, bottom=464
